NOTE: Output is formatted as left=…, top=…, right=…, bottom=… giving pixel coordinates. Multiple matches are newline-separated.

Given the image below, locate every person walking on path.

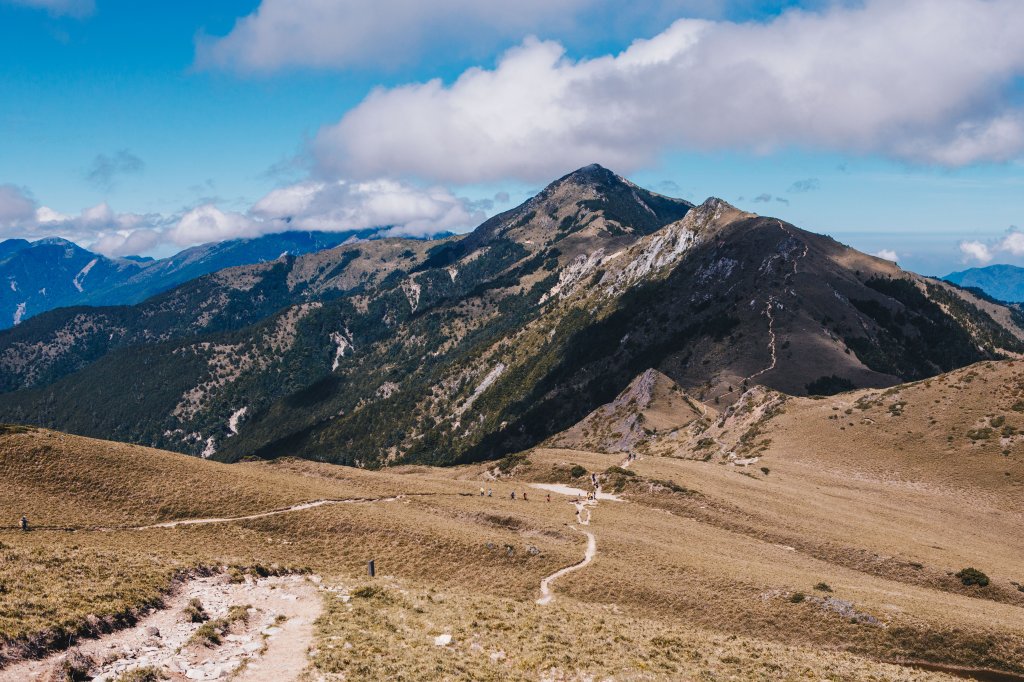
left=510, top=491, right=516, bottom=501
left=487, top=488, right=493, bottom=497
left=20, top=515, right=28, bottom=531
left=523, top=492, right=528, bottom=502
left=480, top=486, right=485, bottom=496
left=546, top=493, right=551, bottom=503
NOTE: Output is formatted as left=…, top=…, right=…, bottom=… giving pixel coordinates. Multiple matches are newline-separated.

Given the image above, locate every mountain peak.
left=547, top=163, right=633, bottom=194
left=33, top=237, right=80, bottom=248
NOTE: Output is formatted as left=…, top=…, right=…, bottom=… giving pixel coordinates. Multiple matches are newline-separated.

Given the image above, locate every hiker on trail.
left=546, top=493, right=551, bottom=503
left=20, top=515, right=28, bottom=531
left=523, top=492, right=528, bottom=502
left=510, top=491, right=516, bottom=500
left=487, top=488, right=493, bottom=497
left=480, top=486, right=485, bottom=497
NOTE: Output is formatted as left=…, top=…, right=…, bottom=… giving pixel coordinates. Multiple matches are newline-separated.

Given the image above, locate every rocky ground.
left=1, top=573, right=322, bottom=682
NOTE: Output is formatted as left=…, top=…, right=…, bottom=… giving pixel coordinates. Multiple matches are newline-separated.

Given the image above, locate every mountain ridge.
left=0, top=165, right=1021, bottom=467
left=0, top=228, right=393, bottom=329
left=945, top=263, right=1024, bottom=303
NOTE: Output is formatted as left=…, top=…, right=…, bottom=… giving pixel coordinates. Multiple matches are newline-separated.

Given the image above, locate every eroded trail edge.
left=0, top=574, right=323, bottom=682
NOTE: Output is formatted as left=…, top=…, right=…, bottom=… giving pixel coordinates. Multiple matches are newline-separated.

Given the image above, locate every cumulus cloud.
left=959, top=240, right=994, bottom=264
left=251, top=178, right=483, bottom=238
left=89, top=229, right=165, bottom=257
left=958, top=229, right=1024, bottom=265
left=195, top=0, right=756, bottom=73
left=314, top=0, right=1024, bottom=183
left=0, top=177, right=484, bottom=256
left=874, top=249, right=899, bottom=262
left=85, top=150, right=145, bottom=191
left=3, top=0, right=93, bottom=17
left=1001, top=231, right=1024, bottom=256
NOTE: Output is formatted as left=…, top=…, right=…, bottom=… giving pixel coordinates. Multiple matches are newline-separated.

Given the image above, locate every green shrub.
left=805, top=375, right=856, bottom=396
left=814, top=582, right=832, bottom=593
left=604, top=466, right=636, bottom=477
left=789, top=592, right=806, bottom=603
left=497, top=452, right=530, bottom=473
left=955, top=567, right=990, bottom=587
left=966, top=428, right=993, bottom=441
left=569, top=464, right=587, bottom=479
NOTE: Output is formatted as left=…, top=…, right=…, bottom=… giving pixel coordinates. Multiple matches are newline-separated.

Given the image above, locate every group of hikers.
left=479, top=487, right=553, bottom=503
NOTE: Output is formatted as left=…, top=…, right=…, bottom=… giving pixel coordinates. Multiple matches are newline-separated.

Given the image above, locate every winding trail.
left=536, top=525, right=597, bottom=606
left=135, top=496, right=404, bottom=530
left=716, top=220, right=806, bottom=403
left=746, top=297, right=778, bottom=383
left=532, top=483, right=615, bottom=605
left=0, top=494, right=449, bottom=534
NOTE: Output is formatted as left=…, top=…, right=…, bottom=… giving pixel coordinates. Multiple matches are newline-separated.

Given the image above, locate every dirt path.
left=715, top=220, right=806, bottom=405
left=537, top=526, right=597, bottom=606
left=136, top=496, right=403, bottom=530
left=0, top=574, right=323, bottom=682
left=534, top=483, right=612, bottom=605
left=234, top=579, right=320, bottom=682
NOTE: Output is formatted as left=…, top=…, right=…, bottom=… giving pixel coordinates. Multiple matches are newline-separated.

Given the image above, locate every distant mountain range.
left=0, top=229, right=389, bottom=329
left=944, top=264, right=1024, bottom=303
left=1, top=164, right=1022, bottom=467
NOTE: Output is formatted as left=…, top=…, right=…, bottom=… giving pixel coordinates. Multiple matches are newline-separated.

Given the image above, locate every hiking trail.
left=0, top=574, right=322, bottom=682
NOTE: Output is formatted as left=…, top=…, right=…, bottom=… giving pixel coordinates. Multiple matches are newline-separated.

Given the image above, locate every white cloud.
left=168, top=205, right=261, bottom=246
left=1000, top=231, right=1024, bottom=256
left=89, top=229, right=164, bottom=257
left=958, top=229, right=1024, bottom=265
left=314, top=0, right=1024, bottom=183
left=959, top=240, right=994, bottom=264
left=195, top=0, right=754, bottom=73
left=252, top=178, right=483, bottom=238
left=0, top=175, right=483, bottom=256
left=874, top=249, right=898, bottom=262
left=4, top=0, right=94, bottom=17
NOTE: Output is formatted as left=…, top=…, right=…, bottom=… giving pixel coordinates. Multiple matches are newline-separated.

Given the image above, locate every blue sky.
left=1, top=0, right=1024, bottom=275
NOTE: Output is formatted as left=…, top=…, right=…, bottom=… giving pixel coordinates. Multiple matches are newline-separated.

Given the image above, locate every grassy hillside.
left=1, top=364, right=1023, bottom=678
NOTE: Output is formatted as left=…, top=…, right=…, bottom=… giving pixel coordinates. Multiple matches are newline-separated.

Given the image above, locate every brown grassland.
left=0, top=360, right=1023, bottom=679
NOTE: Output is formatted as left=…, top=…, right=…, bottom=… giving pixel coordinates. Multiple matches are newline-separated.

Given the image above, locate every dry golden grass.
left=2, top=362, right=1024, bottom=679
left=308, top=577, right=954, bottom=681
